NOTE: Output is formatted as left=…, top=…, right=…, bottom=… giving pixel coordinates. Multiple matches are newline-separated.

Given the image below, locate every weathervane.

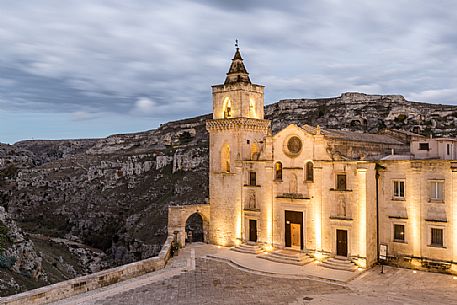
left=235, top=39, right=239, bottom=48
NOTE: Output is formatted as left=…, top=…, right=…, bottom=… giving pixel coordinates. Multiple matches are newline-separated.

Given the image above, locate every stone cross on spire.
left=224, top=40, right=251, bottom=85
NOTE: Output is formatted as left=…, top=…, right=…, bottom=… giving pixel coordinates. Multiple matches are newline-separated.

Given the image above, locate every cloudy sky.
left=1, top=0, right=456, bottom=143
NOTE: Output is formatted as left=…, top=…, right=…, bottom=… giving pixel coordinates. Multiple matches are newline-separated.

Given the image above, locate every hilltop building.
left=169, top=47, right=457, bottom=273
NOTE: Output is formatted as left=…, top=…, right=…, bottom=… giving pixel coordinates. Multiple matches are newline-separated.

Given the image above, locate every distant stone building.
left=169, top=47, right=457, bottom=273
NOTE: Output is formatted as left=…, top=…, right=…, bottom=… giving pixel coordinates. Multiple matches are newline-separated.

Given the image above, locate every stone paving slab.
left=91, top=258, right=349, bottom=305
left=50, top=243, right=457, bottom=305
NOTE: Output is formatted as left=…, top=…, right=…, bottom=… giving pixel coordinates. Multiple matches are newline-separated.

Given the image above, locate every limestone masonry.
left=170, top=47, right=457, bottom=273
left=3, top=48, right=457, bottom=295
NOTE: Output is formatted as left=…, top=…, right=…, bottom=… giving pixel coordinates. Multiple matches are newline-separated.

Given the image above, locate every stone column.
left=451, top=163, right=457, bottom=267
left=313, top=164, right=323, bottom=256
left=357, top=167, right=367, bottom=265
left=410, top=162, right=422, bottom=258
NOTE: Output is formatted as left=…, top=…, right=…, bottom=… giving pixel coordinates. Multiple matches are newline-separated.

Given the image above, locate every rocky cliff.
left=1, top=92, right=457, bottom=295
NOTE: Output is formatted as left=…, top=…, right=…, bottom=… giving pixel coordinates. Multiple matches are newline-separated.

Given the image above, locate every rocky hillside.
left=1, top=92, right=457, bottom=295
left=267, top=92, right=457, bottom=136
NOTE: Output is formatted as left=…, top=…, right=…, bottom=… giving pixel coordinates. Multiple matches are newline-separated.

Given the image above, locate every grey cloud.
left=0, top=0, right=456, bottom=138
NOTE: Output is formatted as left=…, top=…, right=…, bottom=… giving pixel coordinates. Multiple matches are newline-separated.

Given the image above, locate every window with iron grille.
left=431, top=228, right=443, bottom=247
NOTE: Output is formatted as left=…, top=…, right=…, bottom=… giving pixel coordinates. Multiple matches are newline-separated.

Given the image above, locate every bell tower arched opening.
left=223, top=97, right=232, bottom=119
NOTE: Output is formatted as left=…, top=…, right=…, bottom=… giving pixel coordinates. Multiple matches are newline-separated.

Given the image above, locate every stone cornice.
left=206, top=118, right=271, bottom=132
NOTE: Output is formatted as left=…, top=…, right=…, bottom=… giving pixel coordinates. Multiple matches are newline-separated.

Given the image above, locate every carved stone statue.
left=289, top=174, right=298, bottom=194
left=337, top=195, right=347, bottom=217
left=247, top=190, right=256, bottom=209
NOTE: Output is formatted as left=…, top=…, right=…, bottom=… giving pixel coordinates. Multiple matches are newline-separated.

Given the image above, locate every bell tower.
left=206, top=45, right=270, bottom=246
left=211, top=47, right=265, bottom=120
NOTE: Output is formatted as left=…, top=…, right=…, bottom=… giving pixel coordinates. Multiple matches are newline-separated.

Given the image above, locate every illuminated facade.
left=197, top=47, right=457, bottom=272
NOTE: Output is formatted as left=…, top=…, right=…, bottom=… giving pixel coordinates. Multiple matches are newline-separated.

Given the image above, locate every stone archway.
left=168, top=204, right=210, bottom=247
left=185, top=213, right=204, bottom=243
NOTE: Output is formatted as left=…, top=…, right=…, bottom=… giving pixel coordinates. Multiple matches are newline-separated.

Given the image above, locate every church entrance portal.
left=249, top=219, right=257, bottom=242
left=285, top=211, right=303, bottom=250
left=185, top=213, right=204, bottom=243
left=336, top=229, right=348, bottom=257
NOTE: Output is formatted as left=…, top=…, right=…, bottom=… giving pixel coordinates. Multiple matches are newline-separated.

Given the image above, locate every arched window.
left=223, top=97, right=232, bottom=118
left=221, top=144, right=230, bottom=172
left=275, top=161, right=282, bottom=181
left=306, top=161, right=314, bottom=182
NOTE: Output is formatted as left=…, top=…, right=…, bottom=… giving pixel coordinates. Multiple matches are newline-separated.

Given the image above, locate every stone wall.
left=378, top=160, right=457, bottom=274
left=168, top=204, right=210, bottom=247
left=0, top=236, right=173, bottom=305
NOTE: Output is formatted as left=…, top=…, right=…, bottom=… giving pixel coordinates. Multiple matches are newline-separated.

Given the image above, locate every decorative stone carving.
left=337, top=195, right=347, bottom=217
left=283, top=135, right=303, bottom=158
left=246, top=190, right=256, bottom=209
left=206, top=118, right=270, bottom=132
left=289, top=174, right=298, bottom=193
left=287, top=136, right=302, bottom=154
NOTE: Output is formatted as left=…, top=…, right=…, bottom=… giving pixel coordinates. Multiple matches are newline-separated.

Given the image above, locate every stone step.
left=258, top=250, right=313, bottom=266
left=230, top=243, right=263, bottom=255
left=269, top=250, right=304, bottom=259
left=320, top=258, right=358, bottom=272
left=333, top=256, right=351, bottom=261
left=268, top=252, right=304, bottom=262
left=325, top=258, right=354, bottom=266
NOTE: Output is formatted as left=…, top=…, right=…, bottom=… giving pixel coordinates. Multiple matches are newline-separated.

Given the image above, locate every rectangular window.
left=430, top=181, right=444, bottom=201
left=393, top=224, right=405, bottom=241
left=249, top=172, right=256, bottom=186
left=336, top=174, right=346, bottom=191
left=393, top=180, right=405, bottom=198
left=431, top=228, right=443, bottom=247
left=419, top=143, right=429, bottom=151
left=447, top=144, right=450, bottom=156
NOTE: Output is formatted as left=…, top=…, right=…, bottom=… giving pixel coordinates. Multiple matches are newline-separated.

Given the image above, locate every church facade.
left=170, top=47, right=457, bottom=273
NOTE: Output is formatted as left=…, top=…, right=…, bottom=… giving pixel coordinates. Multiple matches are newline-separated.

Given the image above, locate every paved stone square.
left=51, top=244, right=457, bottom=305
left=92, top=258, right=348, bottom=305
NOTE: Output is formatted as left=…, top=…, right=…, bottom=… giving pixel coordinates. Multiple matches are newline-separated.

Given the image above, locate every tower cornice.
left=206, top=118, right=271, bottom=132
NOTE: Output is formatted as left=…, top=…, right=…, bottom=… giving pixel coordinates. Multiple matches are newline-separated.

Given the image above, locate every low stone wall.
left=0, top=236, right=173, bottom=305
left=386, top=255, right=457, bottom=275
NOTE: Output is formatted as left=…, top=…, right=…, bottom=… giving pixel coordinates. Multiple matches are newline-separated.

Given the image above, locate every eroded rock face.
left=0, top=206, right=44, bottom=280
left=266, top=93, right=457, bottom=137
left=0, top=93, right=457, bottom=294
left=1, top=114, right=210, bottom=269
